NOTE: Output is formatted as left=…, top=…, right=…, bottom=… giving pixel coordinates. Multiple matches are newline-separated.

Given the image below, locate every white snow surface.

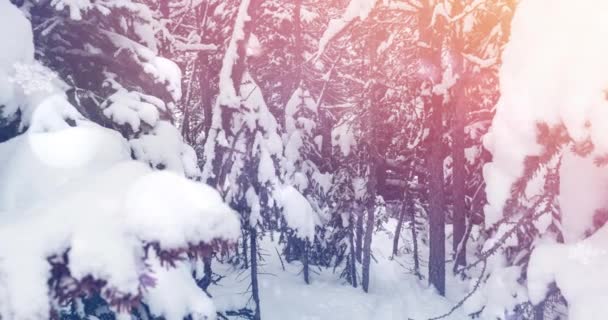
left=211, top=219, right=471, bottom=320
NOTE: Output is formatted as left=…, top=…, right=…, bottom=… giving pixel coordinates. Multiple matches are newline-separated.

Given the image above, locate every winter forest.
left=1, top=0, right=607, bottom=319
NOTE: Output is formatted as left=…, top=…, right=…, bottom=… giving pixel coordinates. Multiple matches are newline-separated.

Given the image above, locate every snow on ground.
left=211, top=218, right=473, bottom=320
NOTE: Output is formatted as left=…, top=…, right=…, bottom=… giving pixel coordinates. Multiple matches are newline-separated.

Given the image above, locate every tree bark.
left=427, top=100, right=446, bottom=296
left=250, top=227, right=261, bottom=320
left=410, top=201, right=421, bottom=279
left=392, top=201, right=406, bottom=257
left=348, top=219, right=358, bottom=288
left=355, top=207, right=364, bottom=262
left=451, top=80, right=467, bottom=268
left=418, top=0, right=447, bottom=297
left=302, top=239, right=310, bottom=284
left=361, top=207, right=374, bottom=293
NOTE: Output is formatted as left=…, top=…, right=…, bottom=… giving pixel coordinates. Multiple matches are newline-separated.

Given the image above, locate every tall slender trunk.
left=302, top=239, right=310, bottom=284
left=392, top=202, right=406, bottom=257
left=355, top=207, right=364, bottom=262
left=199, top=255, right=213, bottom=290
left=361, top=207, right=375, bottom=292
left=452, top=69, right=467, bottom=270
left=410, top=202, right=421, bottom=278
left=418, top=0, right=447, bottom=296
left=534, top=300, right=545, bottom=320
left=361, top=28, right=380, bottom=294
left=250, top=227, right=261, bottom=320
left=242, top=229, right=249, bottom=269
left=348, top=219, right=358, bottom=288
left=427, top=98, right=446, bottom=296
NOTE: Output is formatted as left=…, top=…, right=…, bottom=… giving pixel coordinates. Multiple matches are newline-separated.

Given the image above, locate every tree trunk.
left=410, top=201, right=421, bottom=279
left=451, top=81, right=467, bottom=269
left=355, top=207, right=364, bottom=262
left=348, top=220, right=358, bottom=288
left=417, top=0, right=447, bottom=296
left=242, top=229, right=249, bottom=269
left=392, top=199, right=407, bottom=256
left=427, top=100, right=446, bottom=296
left=361, top=207, right=374, bottom=293
left=199, top=255, right=213, bottom=291
left=250, top=227, right=261, bottom=320
left=533, top=300, right=545, bottom=320
left=302, top=239, right=310, bottom=284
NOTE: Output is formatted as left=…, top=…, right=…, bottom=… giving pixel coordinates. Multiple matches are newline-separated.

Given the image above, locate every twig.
left=427, top=259, right=487, bottom=320
left=275, top=247, right=286, bottom=271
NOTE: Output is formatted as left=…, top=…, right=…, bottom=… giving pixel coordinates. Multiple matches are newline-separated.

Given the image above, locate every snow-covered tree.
left=0, top=1, right=240, bottom=319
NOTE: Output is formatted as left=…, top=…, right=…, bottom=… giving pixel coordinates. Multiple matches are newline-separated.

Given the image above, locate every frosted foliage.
left=332, top=119, right=355, bottom=156
left=0, top=4, right=238, bottom=318
left=317, top=0, right=377, bottom=57
left=484, top=0, right=608, bottom=226
left=50, top=0, right=93, bottom=20
left=105, top=32, right=183, bottom=101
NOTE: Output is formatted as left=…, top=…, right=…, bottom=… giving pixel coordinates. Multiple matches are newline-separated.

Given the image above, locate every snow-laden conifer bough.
left=0, top=2, right=239, bottom=319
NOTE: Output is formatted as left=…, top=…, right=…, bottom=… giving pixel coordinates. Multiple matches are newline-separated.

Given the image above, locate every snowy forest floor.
left=210, top=219, right=474, bottom=320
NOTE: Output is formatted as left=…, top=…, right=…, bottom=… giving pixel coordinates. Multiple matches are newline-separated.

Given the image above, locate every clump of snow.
left=217, top=0, right=251, bottom=107
left=332, top=118, right=355, bottom=156
left=0, top=0, right=34, bottom=118
left=145, top=257, right=216, bottom=320
left=275, top=186, right=319, bottom=240
left=125, top=170, right=241, bottom=248
left=102, top=89, right=162, bottom=132
left=130, top=121, right=201, bottom=178
left=0, top=1, right=34, bottom=71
